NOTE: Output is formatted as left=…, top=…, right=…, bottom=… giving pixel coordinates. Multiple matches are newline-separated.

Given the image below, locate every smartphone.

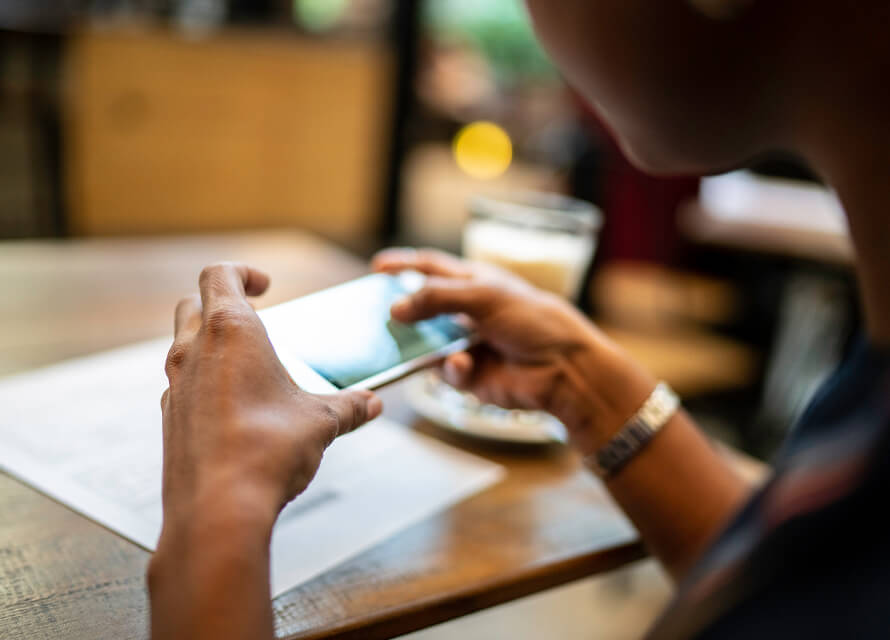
left=258, top=272, right=473, bottom=394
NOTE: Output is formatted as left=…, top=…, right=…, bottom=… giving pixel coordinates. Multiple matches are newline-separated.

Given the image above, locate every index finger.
left=198, top=262, right=271, bottom=314
left=391, top=276, right=497, bottom=323
left=372, top=248, right=473, bottom=279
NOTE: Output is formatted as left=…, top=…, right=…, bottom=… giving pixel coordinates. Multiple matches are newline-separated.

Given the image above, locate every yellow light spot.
left=453, top=121, right=513, bottom=180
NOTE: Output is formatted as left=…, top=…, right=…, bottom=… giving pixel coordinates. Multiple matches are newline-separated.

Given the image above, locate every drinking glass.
left=463, top=192, right=601, bottom=301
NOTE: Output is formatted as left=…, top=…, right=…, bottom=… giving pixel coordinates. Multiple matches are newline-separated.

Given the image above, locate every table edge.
left=282, top=540, right=647, bottom=640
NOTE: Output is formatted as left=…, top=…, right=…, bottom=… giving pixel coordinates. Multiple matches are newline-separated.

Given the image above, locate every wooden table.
left=0, top=231, right=644, bottom=640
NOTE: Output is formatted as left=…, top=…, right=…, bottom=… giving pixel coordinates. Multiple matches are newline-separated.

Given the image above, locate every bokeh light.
left=452, top=121, right=513, bottom=180
left=293, top=0, right=348, bottom=32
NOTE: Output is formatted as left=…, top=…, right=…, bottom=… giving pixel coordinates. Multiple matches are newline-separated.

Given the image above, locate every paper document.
left=0, top=339, right=504, bottom=596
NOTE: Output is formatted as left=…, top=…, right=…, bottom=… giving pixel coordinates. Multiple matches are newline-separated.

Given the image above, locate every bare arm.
left=549, top=332, right=749, bottom=578
left=148, top=489, right=278, bottom=640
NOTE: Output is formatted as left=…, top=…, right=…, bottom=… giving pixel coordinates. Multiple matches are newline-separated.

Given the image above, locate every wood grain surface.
left=0, top=231, right=644, bottom=640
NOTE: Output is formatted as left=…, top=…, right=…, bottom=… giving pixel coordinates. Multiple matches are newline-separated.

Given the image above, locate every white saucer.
left=404, top=372, right=568, bottom=445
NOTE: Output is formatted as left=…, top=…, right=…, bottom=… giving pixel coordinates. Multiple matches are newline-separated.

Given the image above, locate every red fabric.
left=577, top=98, right=700, bottom=266
left=601, top=150, right=699, bottom=265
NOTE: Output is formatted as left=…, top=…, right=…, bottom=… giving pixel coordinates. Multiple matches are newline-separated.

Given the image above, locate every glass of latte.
left=463, top=192, right=600, bottom=301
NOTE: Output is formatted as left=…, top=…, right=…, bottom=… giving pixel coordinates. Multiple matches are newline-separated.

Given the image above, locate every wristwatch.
left=584, top=382, right=680, bottom=478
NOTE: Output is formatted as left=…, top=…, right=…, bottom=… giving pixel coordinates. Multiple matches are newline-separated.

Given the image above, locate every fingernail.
left=367, top=394, right=383, bottom=419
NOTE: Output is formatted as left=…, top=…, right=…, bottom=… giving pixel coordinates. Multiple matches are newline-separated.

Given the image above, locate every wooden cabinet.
left=64, top=28, right=393, bottom=248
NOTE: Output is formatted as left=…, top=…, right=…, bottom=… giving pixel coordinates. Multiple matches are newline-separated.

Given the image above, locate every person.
left=147, top=0, right=890, bottom=638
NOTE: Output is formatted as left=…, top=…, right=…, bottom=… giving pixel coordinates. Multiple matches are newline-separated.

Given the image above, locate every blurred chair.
left=592, top=261, right=760, bottom=399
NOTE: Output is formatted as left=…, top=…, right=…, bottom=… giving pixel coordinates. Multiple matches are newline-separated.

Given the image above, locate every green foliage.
left=293, top=0, right=349, bottom=32
left=424, top=0, right=556, bottom=86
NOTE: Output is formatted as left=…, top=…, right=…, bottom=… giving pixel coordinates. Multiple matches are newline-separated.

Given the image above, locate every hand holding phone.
left=259, top=272, right=473, bottom=393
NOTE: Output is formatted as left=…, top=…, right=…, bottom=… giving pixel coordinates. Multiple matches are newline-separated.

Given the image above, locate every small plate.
left=405, top=372, right=568, bottom=445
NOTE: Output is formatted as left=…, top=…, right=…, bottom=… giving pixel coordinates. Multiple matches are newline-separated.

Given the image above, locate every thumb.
left=324, top=390, right=383, bottom=437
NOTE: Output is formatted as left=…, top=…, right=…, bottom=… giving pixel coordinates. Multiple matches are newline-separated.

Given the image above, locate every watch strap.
left=584, top=382, right=680, bottom=478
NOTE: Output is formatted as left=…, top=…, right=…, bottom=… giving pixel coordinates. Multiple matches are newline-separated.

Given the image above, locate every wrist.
left=153, top=478, right=279, bottom=575
left=148, top=481, right=278, bottom=637
left=549, top=328, right=658, bottom=457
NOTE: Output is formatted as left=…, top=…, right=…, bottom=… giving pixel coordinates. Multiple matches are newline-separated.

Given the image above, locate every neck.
left=807, top=122, right=890, bottom=346
left=788, top=3, right=890, bottom=346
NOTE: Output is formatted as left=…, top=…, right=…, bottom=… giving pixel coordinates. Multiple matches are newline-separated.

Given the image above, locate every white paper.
left=0, top=339, right=504, bottom=596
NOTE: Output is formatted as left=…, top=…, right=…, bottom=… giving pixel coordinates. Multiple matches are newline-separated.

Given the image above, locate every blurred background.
left=0, top=2, right=860, bottom=637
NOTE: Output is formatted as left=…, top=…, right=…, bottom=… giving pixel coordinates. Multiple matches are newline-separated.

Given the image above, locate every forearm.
left=605, top=410, right=750, bottom=579
left=555, top=329, right=752, bottom=580
left=148, top=488, right=278, bottom=640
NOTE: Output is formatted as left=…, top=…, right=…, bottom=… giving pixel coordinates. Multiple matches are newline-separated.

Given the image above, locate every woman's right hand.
left=373, top=248, right=657, bottom=456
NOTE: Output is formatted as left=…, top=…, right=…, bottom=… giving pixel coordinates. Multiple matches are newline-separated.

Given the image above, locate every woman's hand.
left=374, top=249, right=750, bottom=580
left=149, top=263, right=381, bottom=640
left=159, top=262, right=381, bottom=530
left=373, top=248, right=656, bottom=455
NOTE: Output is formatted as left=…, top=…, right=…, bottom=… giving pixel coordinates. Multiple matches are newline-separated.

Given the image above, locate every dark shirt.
left=647, top=339, right=890, bottom=639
